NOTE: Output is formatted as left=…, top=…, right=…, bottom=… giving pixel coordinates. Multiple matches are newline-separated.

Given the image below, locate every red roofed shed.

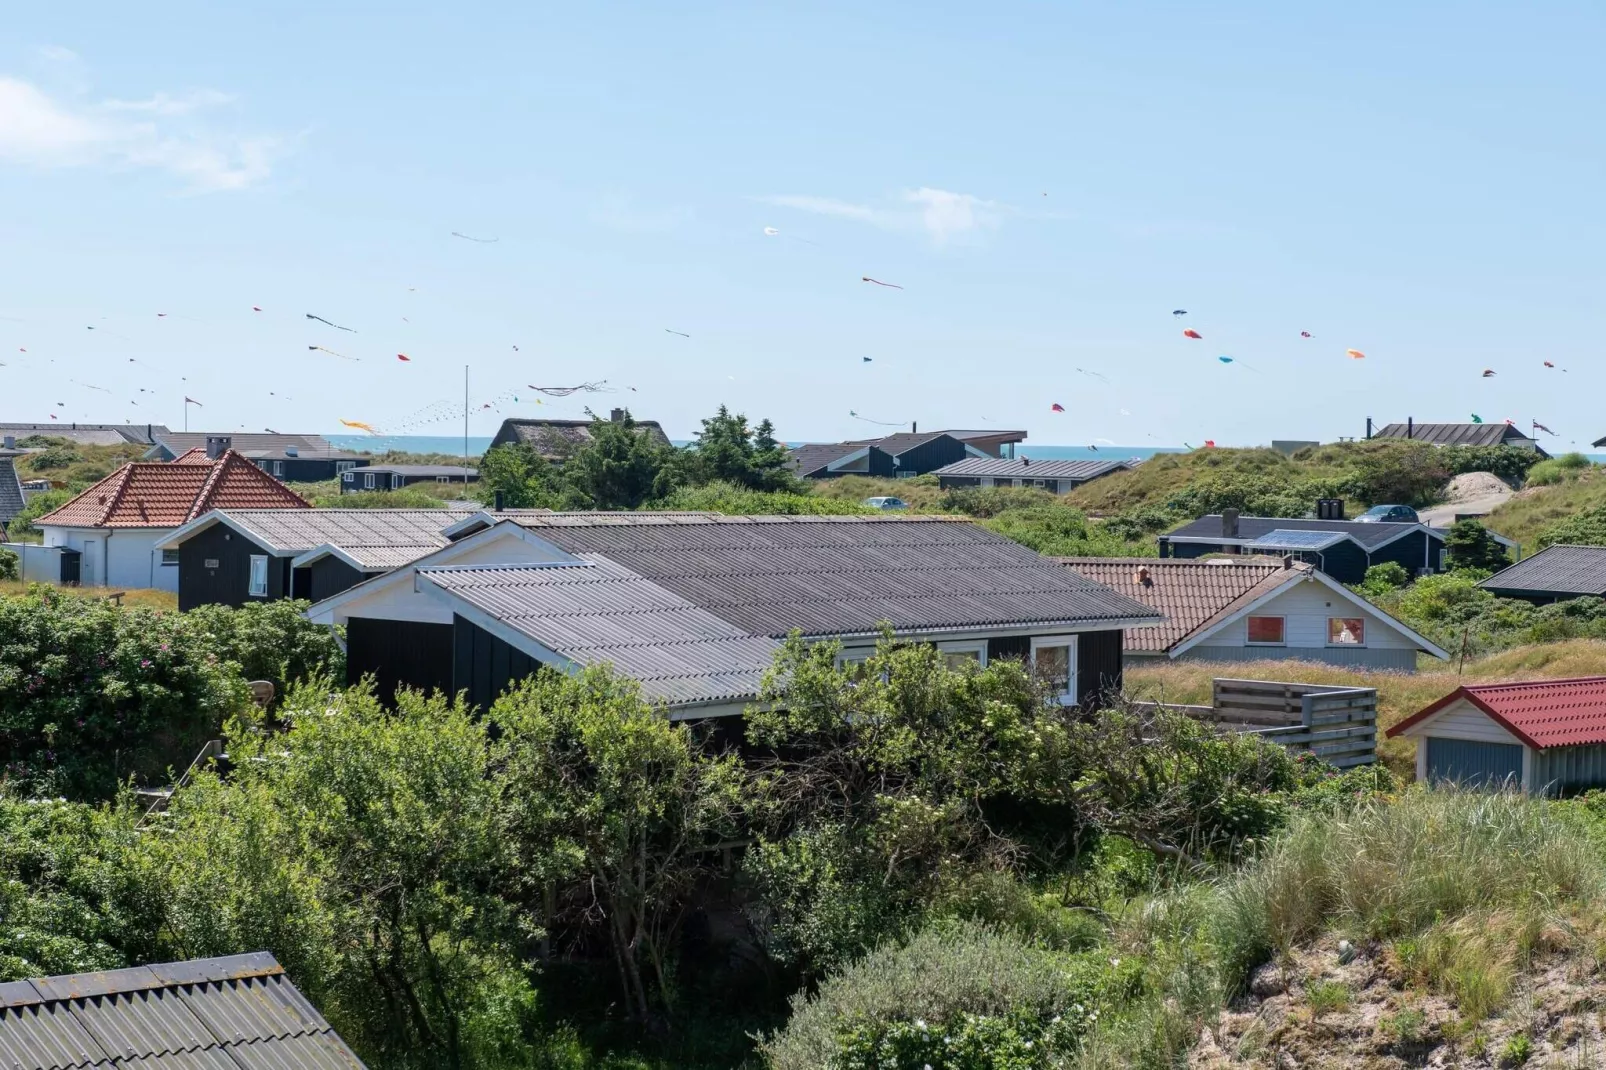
left=1389, top=677, right=1606, bottom=794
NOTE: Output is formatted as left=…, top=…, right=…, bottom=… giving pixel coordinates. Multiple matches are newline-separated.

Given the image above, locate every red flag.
left=1204, top=439, right=1216, bottom=448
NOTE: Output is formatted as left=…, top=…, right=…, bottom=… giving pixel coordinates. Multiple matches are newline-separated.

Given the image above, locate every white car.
left=863, top=496, right=909, bottom=511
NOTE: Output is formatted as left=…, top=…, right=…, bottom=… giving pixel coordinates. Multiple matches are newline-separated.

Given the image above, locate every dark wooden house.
left=147, top=433, right=370, bottom=482
left=341, top=464, right=478, bottom=493
left=789, top=429, right=1025, bottom=480
left=934, top=457, right=1133, bottom=494
left=306, top=513, right=1161, bottom=713
left=1478, top=545, right=1606, bottom=605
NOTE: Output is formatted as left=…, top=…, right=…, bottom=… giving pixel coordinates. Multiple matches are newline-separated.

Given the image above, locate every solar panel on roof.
left=1243, top=528, right=1345, bottom=549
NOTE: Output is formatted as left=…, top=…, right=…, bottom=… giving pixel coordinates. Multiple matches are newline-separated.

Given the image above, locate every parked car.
left=863, top=496, right=909, bottom=511
left=1354, top=504, right=1419, bottom=524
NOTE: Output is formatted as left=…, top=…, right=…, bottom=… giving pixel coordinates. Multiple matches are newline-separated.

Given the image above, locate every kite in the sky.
left=861, top=277, right=903, bottom=289
left=1183, top=329, right=1202, bottom=339
left=1482, top=369, right=1496, bottom=377
left=1346, top=349, right=1365, bottom=359
left=862, top=357, right=872, bottom=363
left=1050, top=403, right=1065, bottom=413
left=340, top=419, right=380, bottom=434
left=307, top=313, right=357, bottom=333
left=451, top=232, right=499, bottom=243
left=309, top=345, right=358, bottom=361
left=71, top=379, right=111, bottom=393
left=1204, top=440, right=1216, bottom=448
left=1172, top=310, right=1187, bottom=317
left=1471, top=414, right=1484, bottom=423
left=665, top=329, right=691, bottom=339
left=1088, top=444, right=1099, bottom=451
left=1300, top=331, right=1312, bottom=338
left=849, top=410, right=907, bottom=427
left=764, top=226, right=779, bottom=236
left=1076, top=368, right=1110, bottom=382
left=1534, top=421, right=1557, bottom=436
left=528, top=382, right=610, bottom=397
left=396, top=354, right=411, bottom=362
left=1218, top=356, right=1234, bottom=364
left=252, top=306, right=263, bottom=312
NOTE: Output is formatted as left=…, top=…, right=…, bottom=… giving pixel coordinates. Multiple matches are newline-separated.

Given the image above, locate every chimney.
left=2, top=436, right=12, bottom=449
left=1021, top=456, right=1030, bottom=467
left=911, top=421, right=918, bottom=433
left=1222, top=508, right=1240, bottom=539
left=1407, top=417, right=1414, bottom=440
left=205, top=435, right=231, bottom=459
left=1365, top=417, right=1373, bottom=440
left=494, top=489, right=505, bottom=512
left=1134, top=565, right=1153, bottom=586
left=1283, top=554, right=1295, bottom=570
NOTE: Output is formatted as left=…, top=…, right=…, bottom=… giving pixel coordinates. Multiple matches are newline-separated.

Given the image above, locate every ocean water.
left=326, top=434, right=1187, bottom=462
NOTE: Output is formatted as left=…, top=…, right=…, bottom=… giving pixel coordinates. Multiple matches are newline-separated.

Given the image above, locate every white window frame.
left=248, top=554, right=269, bottom=597
left=835, top=649, right=875, bottom=668
left=1327, top=616, right=1366, bottom=647
left=391, top=474, right=404, bottom=490
left=1030, top=636, right=1078, bottom=704
left=341, top=471, right=355, bottom=483
left=363, top=472, right=376, bottom=490
left=436, top=475, right=452, bottom=484
left=1245, top=614, right=1287, bottom=646
left=335, top=461, right=356, bottom=474
left=160, top=549, right=180, bottom=567
left=937, top=640, right=988, bottom=669
left=272, top=460, right=285, bottom=477
left=1439, top=547, right=1449, bottom=570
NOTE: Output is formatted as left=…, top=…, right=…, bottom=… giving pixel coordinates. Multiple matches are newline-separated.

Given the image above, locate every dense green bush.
left=307, top=488, right=451, bottom=509
left=655, top=480, right=872, bottom=515
left=1524, top=452, right=1591, bottom=487
left=1538, top=503, right=1606, bottom=548
left=184, top=599, right=346, bottom=696
left=981, top=505, right=1152, bottom=557
left=1439, top=444, right=1545, bottom=484
left=0, top=547, right=17, bottom=581
left=1357, top=561, right=1411, bottom=598
left=936, top=485, right=1061, bottom=518
left=1366, top=572, right=1606, bottom=658
left=1445, top=518, right=1512, bottom=571
left=7, top=488, right=73, bottom=540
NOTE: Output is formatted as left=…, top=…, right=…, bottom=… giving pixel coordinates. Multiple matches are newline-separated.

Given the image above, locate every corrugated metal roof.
left=153, top=433, right=334, bottom=456
left=509, top=514, right=1162, bottom=637
left=1163, top=514, right=1431, bottom=550
left=1057, top=557, right=1302, bottom=653
left=1391, top=677, right=1606, bottom=750
left=357, top=465, right=477, bottom=478
left=421, top=557, right=780, bottom=706
left=785, top=442, right=870, bottom=475
left=933, top=457, right=1133, bottom=481
left=215, top=508, right=480, bottom=554
left=0, top=953, right=364, bottom=1068
left=0, top=454, right=23, bottom=524
left=1374, top=422, right=1529, bottom=448
left=1479, top=544, right=1606, bottom=598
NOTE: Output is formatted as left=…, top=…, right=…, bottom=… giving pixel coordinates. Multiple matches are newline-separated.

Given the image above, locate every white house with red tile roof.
left=34, top=448, right=307, bottom=590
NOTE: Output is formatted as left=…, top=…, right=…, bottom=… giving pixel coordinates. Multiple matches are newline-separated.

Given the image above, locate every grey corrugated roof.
left=785, top=442, right=869, bottom=475
left=360, top=465, right=478, bottom=478
left=0, top=454, right=23, bottom=524
left=1164, top=514, right=1435, bottom=550
left=1479, top=544, right=1606, bottom=597
left=153, top=433, right=335, bottom=457
left=507, top=514, right=1163, bottom=638
left=848, top=431, right=951, bottom=456
left=421, top=557, right=781, bottom=706
left=0, top=423, right=167, bottom=446
left=933, top=457, right=1133, bottom=481
left=1374, top=422, right=1528, bottom=448
left=0, top=952, right=364, bottom=1068
left=208, top=508, right=480, bottom=554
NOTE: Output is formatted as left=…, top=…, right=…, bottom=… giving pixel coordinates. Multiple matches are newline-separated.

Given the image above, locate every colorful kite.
left=339, top=419, right=380, bottom=434
left=1183, top=329, right=1202, bottom=339
left=1482, top=369, right=1496, bottom=377
left=1051, top=403, right=1066, bottom=413
left=252, top=306, right=263, bottom=312
left=309, top=345, right=358, bottom=360
left=862, top=357, right=872, bottom=363
left=1300, top=331, right=1312, bottom=338
left=861, top=277, right=903, bottom=289
left=1087, top=444, right=1099, bottom=451
left=397, top=354, right=411, bottom=361
left=528, top=382, right=610, bottom=397
left=1204, top=440, right=1216, bottom=448
left=1471, top=414, right=1484, bottom=423
left=1218, top=356, right=1234, bottom=364
left=307, top=313, right=357, bottom=333
left=1534, top=421, right=1557, bottom=436
left=1346, top=349, right=1365, bottom=359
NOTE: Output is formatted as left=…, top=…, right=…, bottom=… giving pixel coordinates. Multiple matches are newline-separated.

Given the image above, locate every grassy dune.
left=1484, top=469, right=1606, bottom=548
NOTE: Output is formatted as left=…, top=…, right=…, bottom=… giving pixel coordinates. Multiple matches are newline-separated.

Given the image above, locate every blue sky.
left=1, top=2, right=1602, bottom=448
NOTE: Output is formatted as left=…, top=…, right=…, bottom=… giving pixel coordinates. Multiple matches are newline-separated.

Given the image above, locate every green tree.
left=562, top=409, right=678, bottom=509
left=0, top=547, right=17, bottom=581
left=1446, top=518, right=1512, bottom=571
left=494, top=668, right=744, bottom=1024
left=183, top=599, right=345, bottom=696
left=7, top=488, right=73, bottom=540
left=1538, top=504, right=1606, bottom=549
left=475, top=442, right=561, bottom=509
left=680, top=406, right=798, bottom=492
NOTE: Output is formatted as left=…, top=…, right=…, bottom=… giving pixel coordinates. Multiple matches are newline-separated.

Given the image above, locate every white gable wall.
left=1396, top=696, right=1530, bottom=787
left=38, top=525, right=178, bottom=591
left=1207, top=577, right=1421, bottom=651
left=320, top=531, right=572, bottom=625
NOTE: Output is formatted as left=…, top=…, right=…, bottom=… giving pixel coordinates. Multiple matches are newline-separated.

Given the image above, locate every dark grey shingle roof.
left=195, top=508, right=481, bottom=555
left=847, top=431, right=951, bottom=457
left=509, top=514, right=1163, bottom=638
left=1374, top=422, right=1528, bottom=448
left=1163, top=514, right=1435, bottom=551
left=0, top=952, right=364, bottom=1068
left=1479, top=544, right=1606, bottom=597
left=785, top=442, right=871, bottom=475
left=0, top=453, right=23, bottom=524
left=361, top=465, right=478, bottom=478
left=934, top=457, right=1133, bottom=481
left=421, top=557, right=781, bottom=706
left=153, top=433, right=336, bottom=457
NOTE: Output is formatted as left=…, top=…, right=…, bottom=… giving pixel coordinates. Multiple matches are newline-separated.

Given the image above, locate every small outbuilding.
left=342, top=464, right=478, bottom=493
left=1389, top=677, right=1606, bottom=794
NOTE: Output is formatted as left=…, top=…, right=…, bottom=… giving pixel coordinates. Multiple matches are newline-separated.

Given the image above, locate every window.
left=363, top=472, right=376, bottom=490
left=248, top=555, right=269, bottom=597
left=160, top=549, right=180, bottom=566
left=272, top=460, right=284, bottom=477
left=391, top=474, right=404, bottom=490
left=335, top=461, right=356, bottom=474
left=1030, top=637, right=1078, bottom=703
left=1328, top=617, right=1365, bottom=646
left=1439, top=547, right=1449, bottom=570
left=1246, top=615, right=1286, bottom=645
left=938, top=641, right=987, bottom=670
left=342, top=471, right=355, bottom=483
left=437, top=475, right=452, bottom=483
left=993, top=478, right=1014, bottom=488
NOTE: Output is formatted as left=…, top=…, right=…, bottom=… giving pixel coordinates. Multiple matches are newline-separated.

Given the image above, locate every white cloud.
left=0, top=72, right=276, bottom=192
left=757, top=187, right=1002, bottom=243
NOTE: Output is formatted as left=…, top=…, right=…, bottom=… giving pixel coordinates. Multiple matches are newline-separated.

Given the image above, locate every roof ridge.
left=1467, top=676, right=1606, bottom=692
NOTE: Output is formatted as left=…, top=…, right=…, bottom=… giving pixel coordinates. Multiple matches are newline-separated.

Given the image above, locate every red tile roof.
left=36, top=450, right=308, bottom=529
left=1389, top=677, right=1606, bottom=750
left=1055, top=557, right=1307, bottom=653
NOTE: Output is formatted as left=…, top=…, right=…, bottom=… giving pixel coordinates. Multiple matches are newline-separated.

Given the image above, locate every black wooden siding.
left=454, top=615, right=545, bottom=710
left=346, top=617, right=455, bottom=703
left=305, top=556, right=368, bottom=602
left=253, top=457, right=369, bottom=483
left=892, top=436, right=968, bottom=476
left=1367, top=530, right=1442, bottom=576
left=1158, top=537, right=1372, bottom=584
left=987, top=635, right=1031, bottom=663
left=1077, top=629, right=1123, bottom=707
left=937, top=476, right=983, bottom=489
left=176, top=523, right=287, bottom=610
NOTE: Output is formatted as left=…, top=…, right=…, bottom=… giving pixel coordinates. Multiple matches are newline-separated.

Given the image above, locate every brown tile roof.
left=1054, top=557, right=1308, bottom=653
left=37, top=450, right=309, bottom=528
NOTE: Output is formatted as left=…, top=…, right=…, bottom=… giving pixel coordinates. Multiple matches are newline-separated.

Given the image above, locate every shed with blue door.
left=1389, top=677, right=1606, bottom=795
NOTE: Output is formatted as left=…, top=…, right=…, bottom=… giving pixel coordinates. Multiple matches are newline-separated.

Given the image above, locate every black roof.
left=934, top=457, right=1132, bottom=481
left=785, top=442, right=875, bottom=476
left=1374, top=422, right=1534, bottom=448
left=0, top=453, right=23, bottom=524
left=1163, top=514, right=1439, bottom=551
left=509, top=514, right=1163, bottom=639
left=0, top=951, right=364, bottom=1067
left=1479, top=544, right=1606, bottom=598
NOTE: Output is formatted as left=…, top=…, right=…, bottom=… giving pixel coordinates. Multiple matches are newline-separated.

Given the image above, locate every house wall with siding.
left=43, top=526, right=176, bottom=592
left=305, top=557, right=368, bottom=603
left=346, top=617, right=454, bottom=704
left=1369, top=530, right=1443, bottom=575
left=1181, top=646, right=1420, bottom=670
left=892, top=436, right=967, bottom=476
left=453, top=616, right=547, bottom=710
left=1203, top=580, right=1422, bottom=651
left=176, top=522, right=287, bottom=609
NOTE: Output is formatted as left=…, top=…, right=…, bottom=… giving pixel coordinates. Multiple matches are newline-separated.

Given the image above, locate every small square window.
left=160, top=549, right=180, bottom=566
left=1328, top=617, right=1365, bottom=646
left=1030, top=637, right=1077, bottom=703
left=342, top=471, right=354, bottom=483
left=248, top=555, right=269, bottom=597
left=437, top=475, right=452, bottom=483
left=1246, top=616, right=1285, bottom=645
left=938, top=642, right=987, bottom=671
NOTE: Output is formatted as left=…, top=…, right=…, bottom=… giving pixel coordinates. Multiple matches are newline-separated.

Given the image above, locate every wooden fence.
left=1140, top=678, right=1378, bottom=769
